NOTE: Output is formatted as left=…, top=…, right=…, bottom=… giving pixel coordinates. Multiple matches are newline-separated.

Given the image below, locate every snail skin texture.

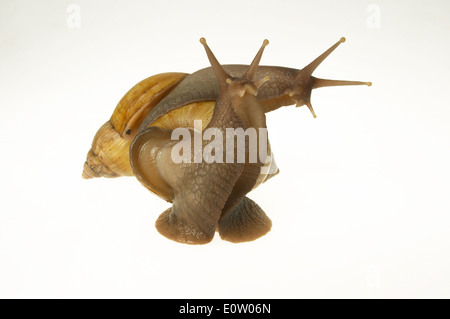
left=83, top=37, right=371, bottom=244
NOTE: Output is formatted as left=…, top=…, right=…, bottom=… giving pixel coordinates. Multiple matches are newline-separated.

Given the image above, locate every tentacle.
left=200, top=38, right=230, bottom=90
left=288, top=37, right=371, bottom=118
left=299, top=37, right=347, bottom=78
left=244, top=39, right=269, bottom=79
left=313, top=77, right=372, bottom=89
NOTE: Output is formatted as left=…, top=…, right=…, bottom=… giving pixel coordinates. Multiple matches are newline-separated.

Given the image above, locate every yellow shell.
left=151, top=101, right=215, bottom=131
left=82, top=121, right=133, bottom=178
left=82, top=72, right=187, bottom=179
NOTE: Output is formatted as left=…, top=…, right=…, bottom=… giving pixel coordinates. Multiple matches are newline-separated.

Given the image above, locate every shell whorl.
left=82, top=72, right=187, bottom=179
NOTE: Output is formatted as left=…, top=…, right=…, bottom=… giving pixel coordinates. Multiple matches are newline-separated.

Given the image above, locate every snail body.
left=83, top=37, right=371, bottom=244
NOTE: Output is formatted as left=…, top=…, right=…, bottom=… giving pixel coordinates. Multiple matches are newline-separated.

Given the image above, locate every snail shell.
left=82, top=72, right=187, bottom=179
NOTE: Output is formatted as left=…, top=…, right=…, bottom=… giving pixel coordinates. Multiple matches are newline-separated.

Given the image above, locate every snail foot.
left=218, top=197, right=272, bottom=243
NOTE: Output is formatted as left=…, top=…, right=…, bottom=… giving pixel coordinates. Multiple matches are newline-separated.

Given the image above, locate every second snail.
left=83, top=37, right=371, bottom=245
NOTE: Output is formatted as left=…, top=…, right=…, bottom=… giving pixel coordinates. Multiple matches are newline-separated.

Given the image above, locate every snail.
left=83, top=37, right=371, bottom=244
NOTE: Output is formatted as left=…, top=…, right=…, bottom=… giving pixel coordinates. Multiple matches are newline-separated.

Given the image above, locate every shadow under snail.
left=82, top=37, right=371, bottom=245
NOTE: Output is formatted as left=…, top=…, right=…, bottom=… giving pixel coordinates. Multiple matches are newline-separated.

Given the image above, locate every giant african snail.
left=82, top=37, right=371, bottom=244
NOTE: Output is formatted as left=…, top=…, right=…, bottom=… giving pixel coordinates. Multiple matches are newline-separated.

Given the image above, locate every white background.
left=1, top=0, right=449, bottom=298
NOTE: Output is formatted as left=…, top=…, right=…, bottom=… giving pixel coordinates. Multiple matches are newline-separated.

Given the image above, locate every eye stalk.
left=288, top=37, right=372, bottom=118
left=200, top=37, right=270, bottom=97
